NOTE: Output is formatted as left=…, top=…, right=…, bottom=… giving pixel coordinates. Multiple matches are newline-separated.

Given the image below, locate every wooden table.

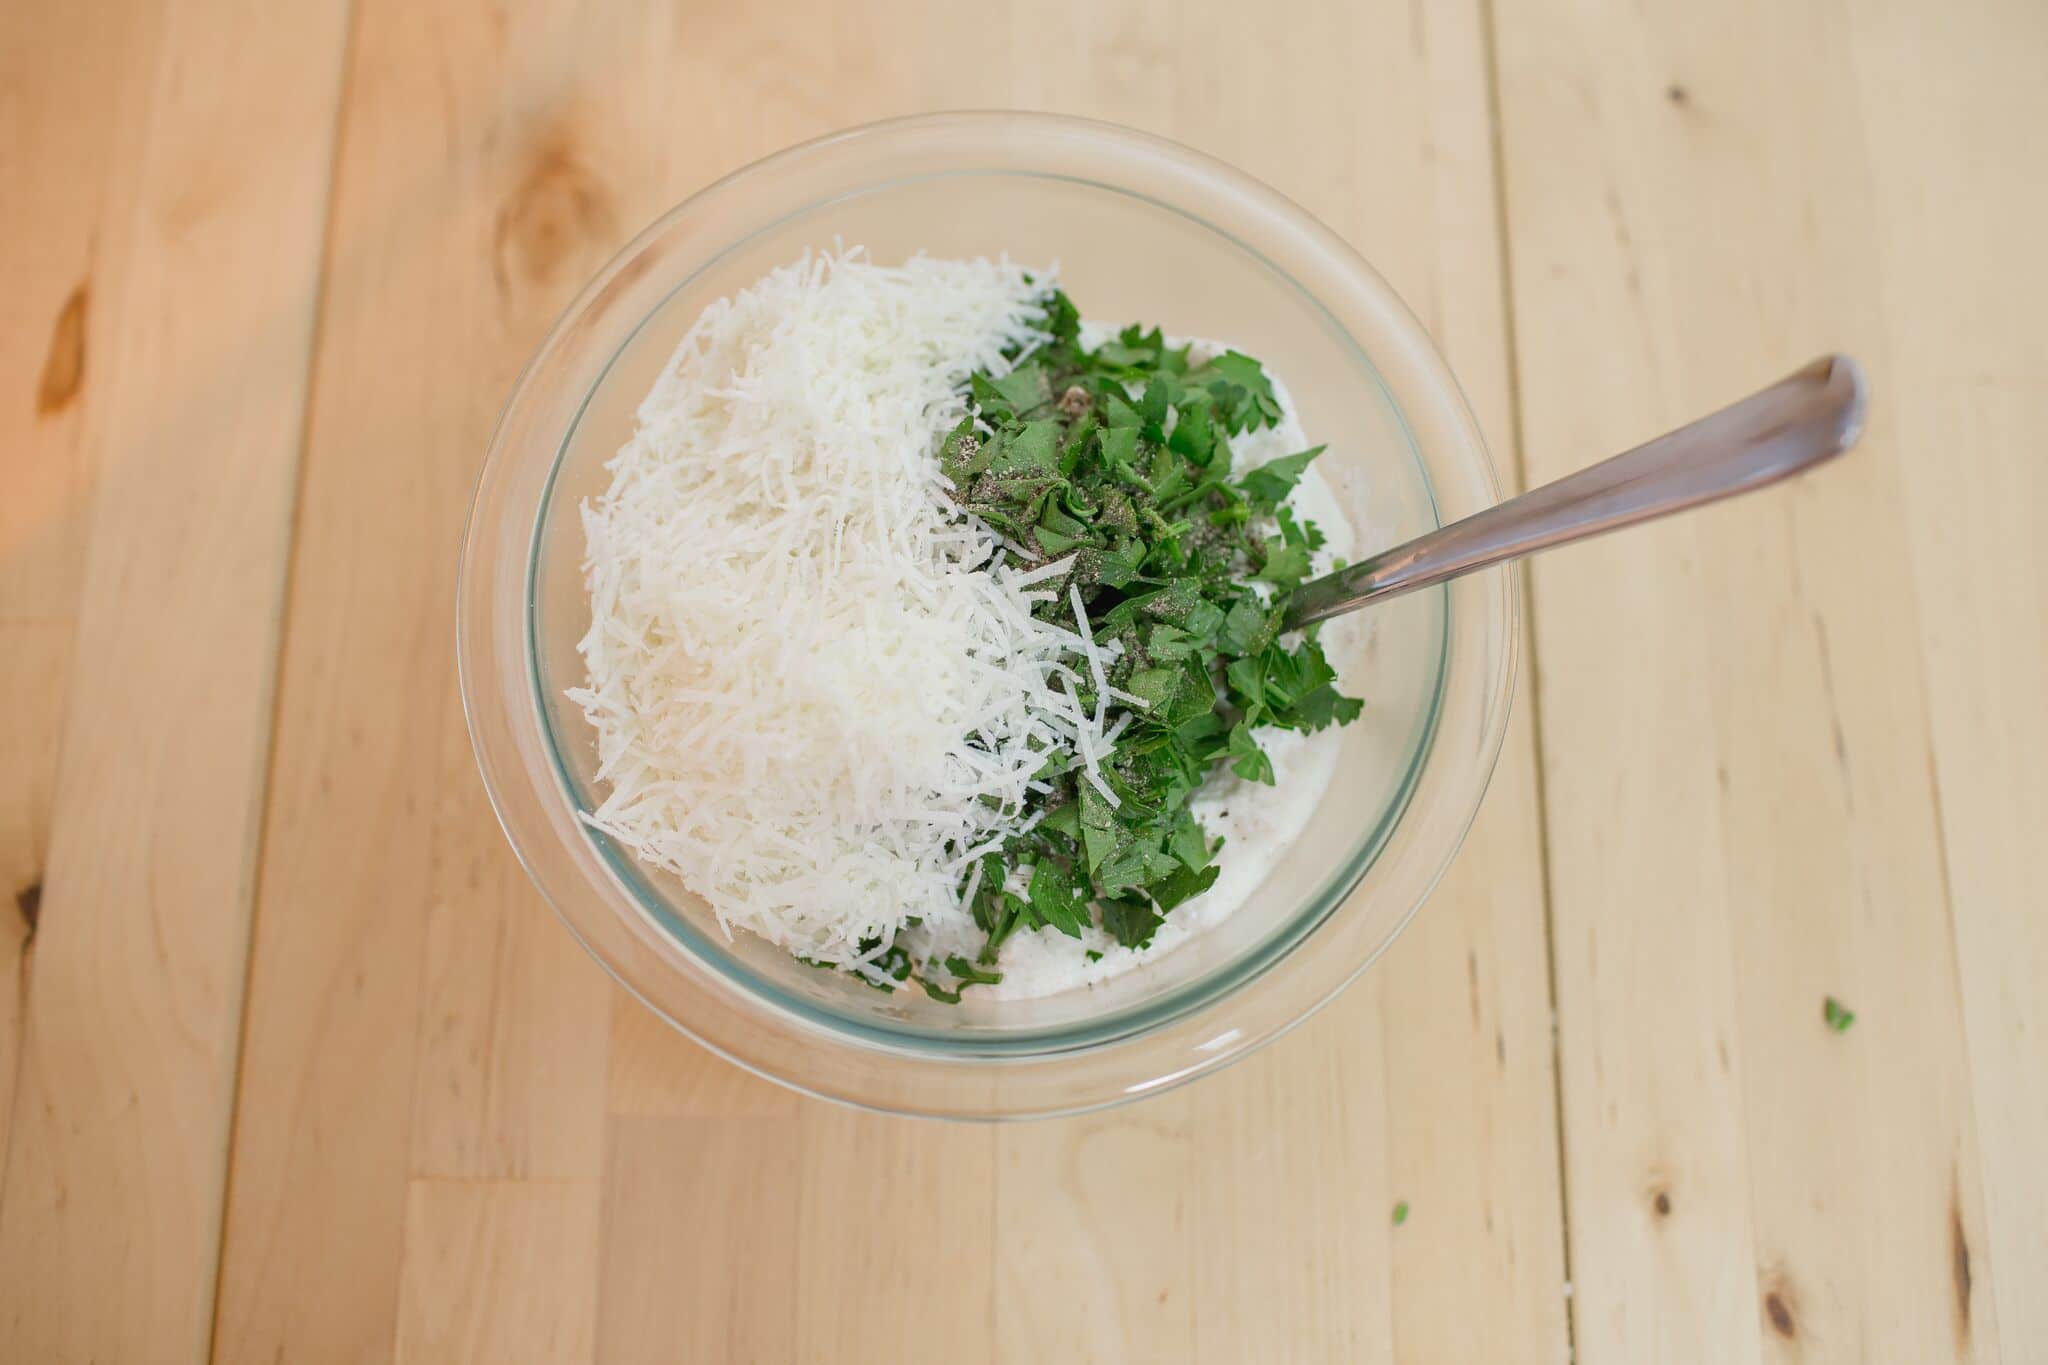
left=4, top=1, right=2042, bottom=1360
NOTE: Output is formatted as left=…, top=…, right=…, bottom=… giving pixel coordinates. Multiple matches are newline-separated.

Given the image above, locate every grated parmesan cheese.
left=569, top=250, right=1117, bottom=975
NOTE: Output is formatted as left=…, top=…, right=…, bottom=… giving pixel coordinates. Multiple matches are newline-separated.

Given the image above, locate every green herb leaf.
left=1225, top=723, right=1275, bottom=784
left=1097, top=837, right=1179, bottom=893
left=1823, top=995, right=1856, bottom=1032
left=1193, top=350, right=1284, bottom=432
left=1295, top=682, right=1363, bottom=731
left=1218, top=599, right=1280, bottom=657
left=1028, top=860, right=1091, bottom=939
left=1239, top=445, right=1325, bottom=506
left=1093, top=539, right=1145, bottom=588
left=983, top=361, right=1051, bottom=415
left=1225, top=654, right=1266, bottom=710
left=1039, top=802, right=1081, bottom=839
left=1168, top=405, right=1216, bottom=466
left=939, top=418, right=993, bottom=484
left=990, top=419, right=1063, bottom=474
left=1257, top=536, right=1313, bottom=588
left=1150, top=861, right=1220, bottom=911
left=1138, top=376, right=1171, bottom=430
left=1167, top=813, right=1215, bottom=873
left=1101, top=895, right=1165, bottom=949
left=945, top=955, right=1003, bottom=986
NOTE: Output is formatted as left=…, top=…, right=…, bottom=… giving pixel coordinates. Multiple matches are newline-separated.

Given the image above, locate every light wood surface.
left=0, top=2, right=351, bottom=1360
left=0, top=1, right=2038, bottom=1361
left=1492, top=2, right=2018, bottom=1361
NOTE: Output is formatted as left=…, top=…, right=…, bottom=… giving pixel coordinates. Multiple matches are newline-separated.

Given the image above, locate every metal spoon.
left=1282, top=355, right=1870, bottom=631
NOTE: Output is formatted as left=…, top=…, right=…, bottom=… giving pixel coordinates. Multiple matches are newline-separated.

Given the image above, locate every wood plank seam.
left=191, top=3, right=365, bottom=1359
left=1477, top=0, right=1580, bottom=1355
left=1915, top=704, right=2001, bottom=1342
left=0, top=0, right=358, bottom=1353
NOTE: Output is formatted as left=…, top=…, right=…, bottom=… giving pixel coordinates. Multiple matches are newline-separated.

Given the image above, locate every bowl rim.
left=457, top=110, right=1517, bottom=1119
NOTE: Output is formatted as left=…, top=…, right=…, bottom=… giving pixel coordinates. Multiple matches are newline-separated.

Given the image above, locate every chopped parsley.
left=1392, top=1200, right=1410, bottom=1226
left=1823, top=995, right=1855, bottom=1033
left=824, top=289, right=1364, bottom=1001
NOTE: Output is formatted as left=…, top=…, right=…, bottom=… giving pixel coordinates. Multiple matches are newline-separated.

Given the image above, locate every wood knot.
left=1651, top=1187, right=1673, bottom=1218
left=15, top=882, right=42, bottom=940
left=37, top=284, right=89, bottom=416
left=1666, top=83, right=1690, bottom=106
left=1952, top=1186, right=1974, bottom=1339
left=1759, top=1269, right=1800, bottom=1341
left=494, top=141, right=616, bottom=291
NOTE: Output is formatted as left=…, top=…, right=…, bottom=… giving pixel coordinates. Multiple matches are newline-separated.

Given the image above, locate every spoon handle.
left=1283, top=354, right=1870, bottom=631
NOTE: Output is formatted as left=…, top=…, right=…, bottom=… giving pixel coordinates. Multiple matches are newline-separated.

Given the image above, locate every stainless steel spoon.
left=1282, top=355, right=1870, bottom=631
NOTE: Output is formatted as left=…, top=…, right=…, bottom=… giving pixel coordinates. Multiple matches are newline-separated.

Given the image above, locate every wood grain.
left=1848, top=0, right=2048, bottom=1349
left=798, top=1110, right=999, bottom=1359
left=0, top=0, right=351, bottom=1358
left=597, top=1118, right=799, bottom=1365
left=408, top=705, right=612, bottom=1183
left=999, top=1106, right=1203, bottom=1361
left=1491, top=0, right=2009, bottom=1360
left=0, top=0, right=160, bottom=1176
left=210, top=1, right=638, bottom=1357
left=393, top=1179, right=600, bottom=1365
left=0, top=0, right=2041, bottom=1360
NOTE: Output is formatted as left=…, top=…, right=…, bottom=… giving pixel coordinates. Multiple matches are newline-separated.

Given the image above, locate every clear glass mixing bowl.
left=458, top=112, right=1515, bottom=1118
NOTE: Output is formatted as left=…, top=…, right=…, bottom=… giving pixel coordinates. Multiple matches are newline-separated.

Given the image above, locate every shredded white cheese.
left=569, top=250, right=1113, bottom=974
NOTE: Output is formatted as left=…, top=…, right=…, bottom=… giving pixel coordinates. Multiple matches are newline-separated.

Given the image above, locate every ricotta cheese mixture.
left=571, top=250, right=1361, bottom=1000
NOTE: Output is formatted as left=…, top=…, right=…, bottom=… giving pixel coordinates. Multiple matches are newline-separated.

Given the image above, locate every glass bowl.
left=458, top=112, right=1515, bottom=1118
